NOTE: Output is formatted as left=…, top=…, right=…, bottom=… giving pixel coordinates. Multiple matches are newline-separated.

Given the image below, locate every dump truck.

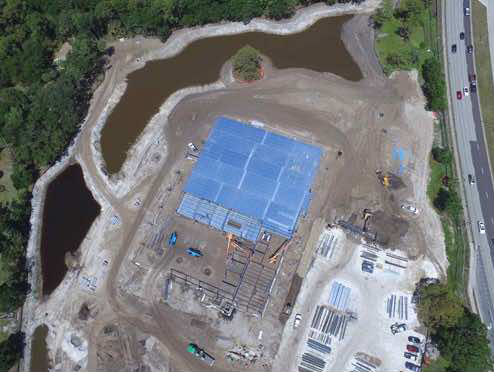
left=187, top=343, right=215, bottom=366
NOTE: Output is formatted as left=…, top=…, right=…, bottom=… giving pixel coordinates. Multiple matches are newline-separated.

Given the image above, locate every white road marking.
left=482, top=167, right=485, bottom=174
left=491, top=217, right=494, bottom=225
left=486, top=192, right=489, bottom=199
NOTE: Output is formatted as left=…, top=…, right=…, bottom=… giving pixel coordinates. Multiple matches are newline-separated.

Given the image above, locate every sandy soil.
left=22, top=1, right=448, bottom=371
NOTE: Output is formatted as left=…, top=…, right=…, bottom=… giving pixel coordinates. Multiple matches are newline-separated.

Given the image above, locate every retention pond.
left=40, top=164, right=100, bottom=295
left=101, top=15, right=362, bottom=174
left=30, top=324, right=49, bottom=372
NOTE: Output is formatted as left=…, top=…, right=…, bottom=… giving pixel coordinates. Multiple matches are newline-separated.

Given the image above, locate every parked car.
left=464, top=86, right=469, bottom=96
left=460, top=31, right=465, bottom=40
left=451, top=44, right=457, bottom=53
left=187, top=142, right=198, bottom=152
left=401, top=204, right=419, bottom=214
left=404, top=352, right=418, bottom=360
left=467, top=45, right=473, bottom=54
left=465, top=7, right=470, bottom=16
left=468, top=174, right=475, bottom=184
left=479, top=221, right=486, bottom=234
left=406, top=344, right=419, bottom=353
left=457, top=90, right=462, bottom=100
left=293, top=313, right=302, bottom=328
left=408, top=336, right=421, bottom=344
left=405, top=361, right=421, bottom=372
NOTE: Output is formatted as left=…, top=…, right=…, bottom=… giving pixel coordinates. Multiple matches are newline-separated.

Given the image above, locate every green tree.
left=422, top=57, right=447, bottom=111
left=417, top=283, right=464, bottom=329
left=435, top=310, right=493, bottom=372
left=373, top=0, right=394, bottom=28
left=432, top=147, right=452, bottom=164
left=265, top=0, right=296, bottom=20
left=232, top=45, right=262, bottom=82
left=0, top=332, right=24, bottom=372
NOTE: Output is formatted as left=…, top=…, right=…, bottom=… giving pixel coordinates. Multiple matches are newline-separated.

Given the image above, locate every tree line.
left=417, top=281, right=493, bottom=371
left=0, top=0, right=365, bottom=369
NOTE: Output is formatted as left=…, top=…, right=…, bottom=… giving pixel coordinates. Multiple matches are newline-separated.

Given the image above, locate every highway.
left=444, top=0, right=494, bottom=346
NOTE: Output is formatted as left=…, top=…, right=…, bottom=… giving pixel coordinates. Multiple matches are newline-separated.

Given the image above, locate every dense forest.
left=0, top=0, right=364, bottom=368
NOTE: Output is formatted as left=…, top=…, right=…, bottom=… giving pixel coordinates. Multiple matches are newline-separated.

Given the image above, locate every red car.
left=407, top=344, right=419, bottom=353
left=457, top=90, right=462, bottom=100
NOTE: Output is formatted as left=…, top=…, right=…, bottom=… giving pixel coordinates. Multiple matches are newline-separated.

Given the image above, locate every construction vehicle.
left=268, top=239, right=290, bottom=264
left=390, top=322, right=407, bottom=335
left=186, top=343, right=215, bottom=366
left=186, top=248, right=203, bottom=257
left=168, top=232, right=177, bottom=246
left=375, top=170, right=390, bottom=188
left=362, top=209, right=373, bottom=232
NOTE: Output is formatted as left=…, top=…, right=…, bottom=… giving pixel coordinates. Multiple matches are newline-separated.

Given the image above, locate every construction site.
left=24, top=6, right=448, bottom=372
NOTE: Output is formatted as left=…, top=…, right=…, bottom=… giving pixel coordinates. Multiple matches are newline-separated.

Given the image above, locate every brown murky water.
left=101, top=15, right=362, bottom=174
left=40, top=164, right=100, bottom=295
left=30, top=324, right=49, bottom=372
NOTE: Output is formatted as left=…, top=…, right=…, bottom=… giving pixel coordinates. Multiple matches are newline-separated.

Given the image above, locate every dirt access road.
left=34, top=5, right=446, bottom=372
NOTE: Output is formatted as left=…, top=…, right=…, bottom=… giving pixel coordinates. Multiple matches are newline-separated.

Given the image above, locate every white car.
left=293, top=313, right=302, bottom=328
left=465, top=7, right=470, bottom=16
left=479, top=221, right=486, bottom=234
left=187, top=142, right=198, bottom=152
left=401, top=204, right=419, bottom=215
left=464, top=87, right=469, bottom=96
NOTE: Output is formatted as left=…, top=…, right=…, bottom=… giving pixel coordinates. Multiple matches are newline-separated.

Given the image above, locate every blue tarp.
left=180, top=117, right=322, bottom=239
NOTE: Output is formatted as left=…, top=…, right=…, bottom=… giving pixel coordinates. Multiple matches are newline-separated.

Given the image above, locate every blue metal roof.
left=179, top=117, right=322, bottom=239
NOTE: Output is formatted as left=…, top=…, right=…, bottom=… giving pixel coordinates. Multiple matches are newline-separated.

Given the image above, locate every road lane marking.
left=486, top=191, right=489, bottom=199
left=482, top=167, right=485, bottom=174
left=491, top=217, right=494, bottom=225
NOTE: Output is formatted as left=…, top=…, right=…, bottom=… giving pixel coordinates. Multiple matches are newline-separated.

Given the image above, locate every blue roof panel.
left=181, top=117, right=322, bottom=239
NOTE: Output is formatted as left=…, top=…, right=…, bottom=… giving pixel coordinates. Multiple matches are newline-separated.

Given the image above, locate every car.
left=465, top=7, right=470, bottom=16
left=451, top=44, right=457, bottom=53
left=187, top=142, right=198, bottom=152
left=401, top=204, right=419, bottom=214
left=404, top=352, right=418, bottom=360
left=479, top=221, right=486, bottom=234
left=406, top=344, right=419, bottom=353
left=408, top=336, right=421, bottom=344
left=186, top=247, right=203, bottom=257
left=293, top=313, right=302, bottom=328
left=457, top=90, right=462, bottom=99
left=469, top=73, right=477, bottom=82
left=460, top=32, right=465, bottom=40
left=468, top=174, right=475, bottom=184
left=405, top=361, right=421, bottom=372
left=464, top=86, right=469, bottom=96
left=471, top=81, right=477, bottom=93
left=467, top=45, right=473, bottom=54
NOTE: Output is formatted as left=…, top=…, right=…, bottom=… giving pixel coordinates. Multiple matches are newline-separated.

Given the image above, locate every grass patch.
left=442, top=217, right=466, bottom=294
left=375, top=2, right=435, bottom=75
left=0, top=149, right=17, bottom=205
left=472, top=0, right=494, bottom=177
left=427, top=152, right=467, bottom=296
left=424, top=356, right=450, bottom=372
left=427, top=157, right=446, bottom=200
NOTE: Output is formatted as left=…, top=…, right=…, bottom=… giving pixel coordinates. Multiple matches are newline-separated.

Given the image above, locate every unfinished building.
left=167, top=117, right=322, bottom=317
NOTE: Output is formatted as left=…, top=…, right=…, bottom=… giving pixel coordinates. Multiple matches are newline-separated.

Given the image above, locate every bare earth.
left=22, top=2, right=447, bottom=372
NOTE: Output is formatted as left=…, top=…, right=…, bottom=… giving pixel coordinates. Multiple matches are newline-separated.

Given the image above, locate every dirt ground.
left=24, top=3, right=448, bottom=372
